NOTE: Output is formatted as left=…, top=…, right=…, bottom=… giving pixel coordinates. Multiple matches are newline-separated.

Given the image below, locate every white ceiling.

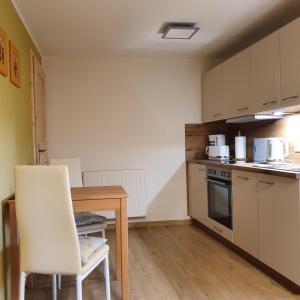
left=12, top=0, right=300, bottom=58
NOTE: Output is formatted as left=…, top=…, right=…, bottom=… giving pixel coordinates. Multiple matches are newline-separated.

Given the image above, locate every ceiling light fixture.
left=161, top=22, right=199, bottom=40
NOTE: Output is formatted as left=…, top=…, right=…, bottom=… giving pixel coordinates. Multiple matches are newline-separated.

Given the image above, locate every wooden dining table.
left=4, top=185, right=129, bottom=300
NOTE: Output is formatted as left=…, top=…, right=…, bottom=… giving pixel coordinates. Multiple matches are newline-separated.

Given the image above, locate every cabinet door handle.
left=206, top=178, right=228, bottom=187
left=262, top=100, right=277, bottom=106
left=213, top=113, right=222, bottom=117
left=237, top=176, right=249, bottom=180
left=281, top=95, right=299, bottom=102
left=198, top=168, right=205, bottom=172
left=237, top=107, right=248, bottom=112
left=259, top=180, right=274, bottom=185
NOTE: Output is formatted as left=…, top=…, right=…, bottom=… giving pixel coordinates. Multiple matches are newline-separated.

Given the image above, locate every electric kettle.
left=266, top=138, right=289, bottom=164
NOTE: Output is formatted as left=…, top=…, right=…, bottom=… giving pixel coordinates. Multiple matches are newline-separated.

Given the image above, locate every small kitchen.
left=186, top=16, right=300, bottom=291
left=2, top=0, right=300, bottom=298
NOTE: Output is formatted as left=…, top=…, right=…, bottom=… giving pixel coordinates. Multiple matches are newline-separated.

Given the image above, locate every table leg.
left=9, top=204, right=19, bottom=300
left=115, top=208, right=122, bottom=281
left=120, top=198, right=128, bottom=300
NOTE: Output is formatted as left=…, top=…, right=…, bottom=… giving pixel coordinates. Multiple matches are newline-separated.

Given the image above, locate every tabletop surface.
left=71, top=185, right=128, bottom=200
left=7, top=185, right=128, bottom=204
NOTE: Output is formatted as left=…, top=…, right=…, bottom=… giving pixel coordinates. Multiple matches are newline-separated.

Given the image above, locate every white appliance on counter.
left=205, top=134, right=230, bottom=160
left=205, top=145, right=230, bottom=160
left=266, top=137, right=289, bottom=164
left=208, top=134, right=226, bottom=146
left=253, top=137, right=289, bottom=164
left=253, top=138, right=268, bottom=163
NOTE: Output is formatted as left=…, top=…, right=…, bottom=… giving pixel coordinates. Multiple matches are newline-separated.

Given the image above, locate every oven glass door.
left=207, top=178, right=232, bottom=229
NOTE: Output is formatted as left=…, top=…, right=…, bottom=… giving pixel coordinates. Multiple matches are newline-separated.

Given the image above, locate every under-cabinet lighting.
left=273, top=111, right=284, bottom=116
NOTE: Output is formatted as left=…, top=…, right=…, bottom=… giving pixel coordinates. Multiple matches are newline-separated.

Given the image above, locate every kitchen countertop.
left=187, top=159, right=300, bottom=179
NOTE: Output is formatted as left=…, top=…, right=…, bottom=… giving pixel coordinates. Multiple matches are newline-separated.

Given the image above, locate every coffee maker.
left=205, top=134, right=230, bottom=160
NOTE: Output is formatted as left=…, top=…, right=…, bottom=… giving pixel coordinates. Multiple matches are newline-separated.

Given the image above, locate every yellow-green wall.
left=0, top=0, right=41, bottom=298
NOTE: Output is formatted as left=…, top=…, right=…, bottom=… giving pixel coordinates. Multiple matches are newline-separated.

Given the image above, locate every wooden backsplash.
left=185, top=113, right=300, bottom=162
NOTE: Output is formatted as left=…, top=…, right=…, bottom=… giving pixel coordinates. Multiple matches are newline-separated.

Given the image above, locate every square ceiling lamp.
left=162, top=23, right=199, bottom=40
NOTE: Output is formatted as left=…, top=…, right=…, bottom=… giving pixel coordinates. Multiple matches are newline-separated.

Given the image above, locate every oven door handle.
left=206, top=178, right=229, bottom=187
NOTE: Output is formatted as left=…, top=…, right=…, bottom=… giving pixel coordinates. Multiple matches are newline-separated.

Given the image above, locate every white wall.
left=44, top=56, right=214, bottom=221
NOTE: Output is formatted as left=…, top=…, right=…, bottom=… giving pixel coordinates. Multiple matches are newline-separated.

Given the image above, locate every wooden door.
left=202, top=65, right=225, bottom=122
left=251, top=32, right=280, bottom=112
left=258, top=174, right=300, bottom=284
left=232, top=171, right=258, bottom=257
left=31, top=52, right=47, bottom=164
left=223, top=49, right=251, bottom=118
left=280, top=17, right=300, bottom=107
left=188, top=163, right=208, bottom=225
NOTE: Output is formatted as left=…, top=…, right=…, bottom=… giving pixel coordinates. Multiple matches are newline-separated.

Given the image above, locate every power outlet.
left=294, top=142, right=300, bottom=153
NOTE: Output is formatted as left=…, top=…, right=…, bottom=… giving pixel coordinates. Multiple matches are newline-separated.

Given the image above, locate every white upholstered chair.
left=15, top=165, right=110, bottom=300
left=49, top=158, right=107, bottom=237
left=49, top=158, right=83, bottom=187
left=49, top=158, right=107, bottom=290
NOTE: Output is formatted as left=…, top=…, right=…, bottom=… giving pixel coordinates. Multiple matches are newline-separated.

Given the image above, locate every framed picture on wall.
left=9, top=41, right=21, bottom=88
left=0, top=26, right=8, bottom=76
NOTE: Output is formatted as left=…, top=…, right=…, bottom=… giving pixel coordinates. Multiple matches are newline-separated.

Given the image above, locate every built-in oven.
left=206, top=167, right=232, bottom=229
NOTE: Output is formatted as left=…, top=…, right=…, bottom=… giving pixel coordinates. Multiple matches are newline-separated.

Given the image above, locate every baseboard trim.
left=108, top=219, right=191, bottom=229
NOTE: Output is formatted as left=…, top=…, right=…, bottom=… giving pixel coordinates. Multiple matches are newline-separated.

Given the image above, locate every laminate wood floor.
left=27, top=225, right=300, bottom=300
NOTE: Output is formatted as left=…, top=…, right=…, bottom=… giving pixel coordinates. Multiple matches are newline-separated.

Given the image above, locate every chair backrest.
left=49, top=158, right=83, bottom=187
left=15, top=165, right=81, bottom=274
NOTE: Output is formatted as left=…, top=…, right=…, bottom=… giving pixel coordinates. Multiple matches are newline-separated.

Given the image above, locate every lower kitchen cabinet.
left=188, top=164, right=300, bottom=285
left=258, top=174, right=300, bottom=285
left=188, top=163, right=208, bottom=225
left=232, top=171, right=259, bottom=257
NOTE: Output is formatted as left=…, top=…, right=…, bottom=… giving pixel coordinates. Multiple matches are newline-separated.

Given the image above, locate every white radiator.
left=83, top=169, right=147, bottom=218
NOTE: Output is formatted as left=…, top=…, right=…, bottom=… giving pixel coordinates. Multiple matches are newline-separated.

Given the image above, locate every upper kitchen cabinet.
left=280, top=17, right=300, bottom=108
left=251, top=32, right=280, bottom=112
left=202, top=65, right=225, bottom=123
left=223, top=49, right=251, bottom=118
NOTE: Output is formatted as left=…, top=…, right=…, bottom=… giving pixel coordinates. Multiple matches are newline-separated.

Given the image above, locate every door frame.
left=30, top=50, right=46, bottom=165
left=30, top=50, right=38, bottom=164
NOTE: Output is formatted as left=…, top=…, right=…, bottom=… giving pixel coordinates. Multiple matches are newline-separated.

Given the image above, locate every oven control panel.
left=221, top=170, right=231, bottom=178
left=207, top=167, right=231, bottom=180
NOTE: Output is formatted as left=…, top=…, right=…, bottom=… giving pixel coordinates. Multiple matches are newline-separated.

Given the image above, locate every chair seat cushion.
left=75, top=212, right=106, bottom=226
left=77, top=222, right=107, bottom=235
left=79, top=236, right=107, bottom=265
left=81, top=244, right=109, bottom=274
